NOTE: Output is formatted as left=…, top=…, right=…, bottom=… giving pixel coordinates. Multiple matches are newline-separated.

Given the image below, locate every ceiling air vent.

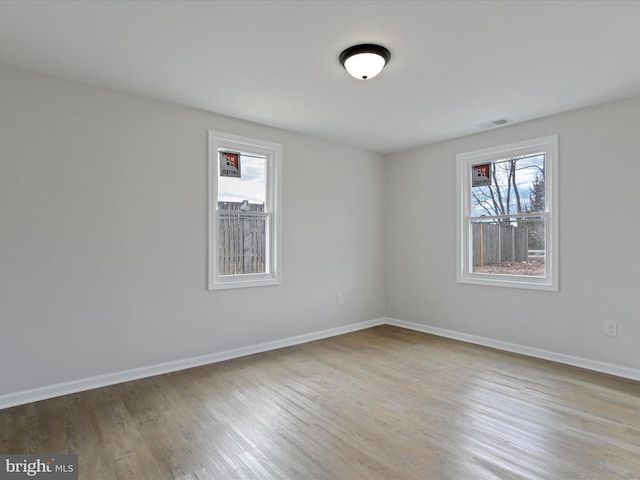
left=476, top=117, right=514, bottom=129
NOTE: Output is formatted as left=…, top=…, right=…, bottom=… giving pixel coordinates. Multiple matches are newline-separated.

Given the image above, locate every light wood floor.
left=2, top=325, right=640, bottom=479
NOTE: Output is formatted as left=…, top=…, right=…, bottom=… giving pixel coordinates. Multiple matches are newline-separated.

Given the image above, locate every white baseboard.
left=0, top=318, right=386, bottom=410
left=385, top=317, right=640, bottom=382
left=3, top=316, right=638, bottom=410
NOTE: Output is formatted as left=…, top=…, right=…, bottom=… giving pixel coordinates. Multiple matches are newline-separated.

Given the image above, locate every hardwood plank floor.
left=2, top=325, right=640, bottom=479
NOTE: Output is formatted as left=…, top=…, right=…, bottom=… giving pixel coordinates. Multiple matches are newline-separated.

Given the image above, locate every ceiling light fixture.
left=339, top=44, right=391, bottom=80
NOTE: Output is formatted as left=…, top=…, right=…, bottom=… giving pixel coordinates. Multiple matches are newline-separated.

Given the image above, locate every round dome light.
left=339, top=44, right=391, bottom=80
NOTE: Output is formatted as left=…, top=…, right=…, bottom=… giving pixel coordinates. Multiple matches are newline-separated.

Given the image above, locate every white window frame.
left=208, top=130, right=282, bottom=290
left=456, top=135, right=558, bottom=291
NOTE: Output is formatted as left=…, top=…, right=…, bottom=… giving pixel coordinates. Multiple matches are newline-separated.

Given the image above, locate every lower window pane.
left=218, top=213, right=267, bottom=275
left=471, top=217, right=545, bottom=277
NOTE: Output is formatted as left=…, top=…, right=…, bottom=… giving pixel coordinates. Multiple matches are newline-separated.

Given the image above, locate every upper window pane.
left=471, top=153, right=545, bottom=217
left=218, top=153, right=267, bottom=205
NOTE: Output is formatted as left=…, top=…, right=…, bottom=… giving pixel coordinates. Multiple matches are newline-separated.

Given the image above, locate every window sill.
left=456, top=273, right=558, bottom=292
left=209, top=275, right=281, bottom=291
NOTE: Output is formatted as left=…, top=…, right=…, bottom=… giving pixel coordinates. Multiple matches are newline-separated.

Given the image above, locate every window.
left=456, top=135, right=558, bottom=291
left=208, top=130, right=282, bottom=290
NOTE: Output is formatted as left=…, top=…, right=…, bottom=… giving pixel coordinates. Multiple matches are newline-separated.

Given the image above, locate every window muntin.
left=208, top=131, right=282, bottom=290
left=457, top=136, right=558, bottom=291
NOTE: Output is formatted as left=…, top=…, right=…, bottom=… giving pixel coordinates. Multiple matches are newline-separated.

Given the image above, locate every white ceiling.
left=1, top=0, right=640, bottom=154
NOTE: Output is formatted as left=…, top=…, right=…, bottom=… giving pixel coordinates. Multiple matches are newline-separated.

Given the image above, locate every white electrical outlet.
left=337, top=294, right=343, bottom=305
left=604, top=321, right=618, bottom=337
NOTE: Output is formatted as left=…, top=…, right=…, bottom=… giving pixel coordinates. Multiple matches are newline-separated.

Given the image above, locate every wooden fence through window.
left=218, top=201, right=266, bottom=275
left=473, top=222, right=528, bottom=266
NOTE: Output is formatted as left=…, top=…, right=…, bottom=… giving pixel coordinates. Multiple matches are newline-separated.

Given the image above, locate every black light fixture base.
left=339, top=44, right=391, bottom=67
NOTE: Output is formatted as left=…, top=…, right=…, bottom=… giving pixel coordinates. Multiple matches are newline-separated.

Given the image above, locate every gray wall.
left=0, top=64, right=387, bottom=397
left=386, top=95, right=640, bottom=370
